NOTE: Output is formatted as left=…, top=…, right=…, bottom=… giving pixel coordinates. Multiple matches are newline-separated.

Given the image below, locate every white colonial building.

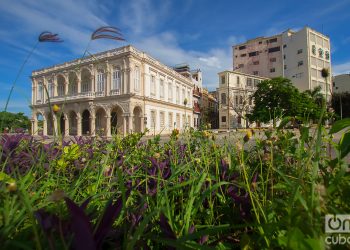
left=217, top=70, right=268, bottom=129
left=31, top=45, right=193, bottom=137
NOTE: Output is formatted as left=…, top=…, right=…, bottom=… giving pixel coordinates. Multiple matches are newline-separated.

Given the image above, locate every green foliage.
left=0, top=124, right=349, bottom=249
left=248, top=78, right=323, bottom=126
left=0, top=111, right=31, bottom=132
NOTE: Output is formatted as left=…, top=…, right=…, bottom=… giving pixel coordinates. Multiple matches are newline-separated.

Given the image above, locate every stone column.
left=77, top=112, right=82, bottom=136
left=43, top=117, right=47, bottom=136
left=77, top=72, right=81, bottom=94
left=128, top=115, right=133, bottom=133
left=123, top=115, right=127, bottom=136
left=128, top=68, right=132, bottom=94
left=105, top=107, right=111, bottom=137
left=64, top=74, right=69, bottom=95
left=53, top=115, right=58, bottom=136
left=140, top=116, right=145, bottom=132
left=90, top=114, right=96, bottom=136
left=53, top=74, right=58, bottom=97
left=31, top=118, right=38, bottom=135
left=64, top=114, right=69, bottom=136
left=106, top=61, right=111, bottom=96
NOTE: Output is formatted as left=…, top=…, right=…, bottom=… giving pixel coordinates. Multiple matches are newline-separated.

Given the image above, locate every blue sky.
left=1, top=0, right=350, bottom=116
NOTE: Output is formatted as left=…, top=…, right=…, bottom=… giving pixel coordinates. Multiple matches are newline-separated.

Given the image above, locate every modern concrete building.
left=333, top=74, right=350, bottom=93
left=233, top=27, right=332, bottom=97
left=217, top=71, right=268, bottom=129
left=31, top=45, right=194, bottom=137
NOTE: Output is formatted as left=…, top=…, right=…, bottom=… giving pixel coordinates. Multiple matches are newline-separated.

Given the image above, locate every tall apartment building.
left=217, top=71, right=268, bottom=129
left=31, top=45, right=193, bottom=137
left=233, top=27, right=332, bottom=97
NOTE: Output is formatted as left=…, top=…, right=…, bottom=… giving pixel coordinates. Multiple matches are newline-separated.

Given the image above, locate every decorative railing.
left=110, top=89, right=121, bottom=95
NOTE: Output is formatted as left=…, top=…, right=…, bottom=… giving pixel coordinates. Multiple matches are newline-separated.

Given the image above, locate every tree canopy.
left=0, top=111, right=31, bottom=132
left=247, top=77, right=323, bottom=127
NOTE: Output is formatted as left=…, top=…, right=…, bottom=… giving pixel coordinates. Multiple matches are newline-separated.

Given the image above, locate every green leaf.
left=300, top=126, right=309, bottom=142
left=329, top=118, right=350, bottom=134
left=339, top=132, right=350, bottom=159
left=278, top=116, right=292, bottom=130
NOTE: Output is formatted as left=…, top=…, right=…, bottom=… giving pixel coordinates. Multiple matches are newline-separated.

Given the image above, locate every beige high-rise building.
left=233, top=27, right=332, bottom=97
left=31, top=45, right=193, bottom=137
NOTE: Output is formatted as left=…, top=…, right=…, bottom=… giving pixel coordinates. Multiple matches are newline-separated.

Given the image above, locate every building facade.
left=31, top=45, right=193, bottom=137
left=173, top=64, right=203, bottom=128
left=333, top=74, right=350, bottom=93
left=233, top=27, right=332, bottom=97
left=217, top=71, right=268, bottom=129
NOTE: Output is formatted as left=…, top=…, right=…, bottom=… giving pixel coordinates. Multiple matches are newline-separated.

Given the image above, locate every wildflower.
left=243, top=130, right=253, bottom=142
left=153, top=152, right=161, bottom=159
left=52, top=104, right=60, bottom=113
left=194, top=158, right=201, bottom=165
left=6, top=182, right=17, bottom=192
left=203, top=131, right=210, bottom=138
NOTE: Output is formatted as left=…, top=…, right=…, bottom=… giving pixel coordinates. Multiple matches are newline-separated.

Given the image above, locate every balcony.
left=193, top=102, right=201, bottom=113
left=42, top=91, right=95, bottom=103
left=110, top=89, right=121, bottom=95
left=193, top=88, right=202, bottom=98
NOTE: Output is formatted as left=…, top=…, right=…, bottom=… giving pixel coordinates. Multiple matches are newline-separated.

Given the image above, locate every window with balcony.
left=150, top=110, right=156, bottom=129
left=176, top=86, right=180, bottom=104
left=247, top=78, right=252, bottom=87
left=134, top=66, right=140, bottom=92
left=58, top=83, right=65, bottom=97
left=253, top=71, right=259, bottom=75
left=160, top=79, right=164, bottom=99
left=168, top=112, right=173, bottom=128
left=268, top=46, right=280, bottom=53
left=168, top=82, right=172, bottom=101
left=239, top=45, right=246, bottom=50
left=97, top=70, right=105, bottom=94
left=182, top=88, right=185, bottom=105
left=160, top=112, right=165, bottom=129
left=151, top=75, right=156, bottom=96
left=37, top=83, right=43, bottom=102
left=112, top=67, right=121, bottom=94
left=48, top=81, right=54, bottom=97
left=270, top=68, right=276, bottom=73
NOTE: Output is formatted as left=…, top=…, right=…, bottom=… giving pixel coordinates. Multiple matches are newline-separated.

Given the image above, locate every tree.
left=332, top=92, right=350, bottom=119
left=0, top=111, right=31, bottom=132
left=247, top=78, right=298, bottom=127
left=248, top=77, right=321, bottom=127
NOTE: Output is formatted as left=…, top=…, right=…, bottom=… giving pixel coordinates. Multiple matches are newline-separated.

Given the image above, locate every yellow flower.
left=52, top=104, right=60, bottom=113
left=6, top=182, right=17, bottom=192
left=243, top=130, right=253, bottom=142
left=153, top=152, right=161, bottom=159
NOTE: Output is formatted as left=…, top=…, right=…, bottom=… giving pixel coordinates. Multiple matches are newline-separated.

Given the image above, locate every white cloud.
left=333, top=61, right=350, bottom=75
